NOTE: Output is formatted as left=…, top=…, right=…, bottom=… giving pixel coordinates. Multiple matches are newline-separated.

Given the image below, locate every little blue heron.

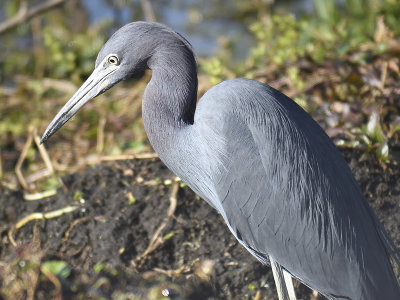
left=41, top=22, right=400, bottom=299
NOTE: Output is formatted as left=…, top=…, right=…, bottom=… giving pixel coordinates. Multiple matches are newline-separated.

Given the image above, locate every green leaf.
left=93, top=262, right=105, bottom=273
left=73, top=191, right=84, bottom=202
left=41, top=261, right=71, bottom=279
left=127, top=193, right=136, bottom=205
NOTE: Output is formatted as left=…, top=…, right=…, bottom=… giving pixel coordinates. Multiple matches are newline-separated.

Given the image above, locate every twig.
left=0, top=0, right=66, bottom=34
left=8, top=205, right=79, bottom=247
left=0, top=148, right=3, bottom=178
left=25, top=168, right=52, bottom=184
left=15, top=128, right=33, bottom=190
left=27, top=225, right=42, bottom=300
left=311, top=290, right=319, bottom=299
left=0, top=180, right=18, bottom=191
left=15, top=205, right=79, bottom=229
left=24, top=189, right=57, bottom=201
left=100, top=153, right=158, bottom=161
left=138, top=181, right=178, bottom=260
left=8, top=229, right=17, bottom=247
left=15, top=127, right=63, bottom=190
left=33, top=128, right=55, bottom=175
left=153, top=265, right=186, bottom=277
left=96, top=116, right=106, bottom=154
left=33, top=127, right=64, bottom=187
left=141, top=0, right=156, bottom=22
left=14, top=76, right=77, bottom=94
left=380, top=61, right=388, bottom=90
left=40, top=265, right=62, bottom=300
left=50, top=152, right=159, bottom=174
left=41, top=77, right=77, bottom=93
left=62, top=216, right=92, bottom=244
left=253, top=290, right=262, bottom=300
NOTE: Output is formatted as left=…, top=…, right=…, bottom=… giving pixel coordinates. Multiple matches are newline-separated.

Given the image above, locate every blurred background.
left=1, top=0, right=400, bottom=191
left=1, top=2, right=400, bottom=299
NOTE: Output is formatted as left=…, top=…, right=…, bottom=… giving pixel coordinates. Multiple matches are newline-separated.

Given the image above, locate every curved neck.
left=142, top=40, right=198, bottom=153
left=140, top=35, right=217, bottom=206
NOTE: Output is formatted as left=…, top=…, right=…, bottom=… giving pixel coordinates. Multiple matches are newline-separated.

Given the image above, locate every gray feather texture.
left=50, top=22, right=400, bottom=299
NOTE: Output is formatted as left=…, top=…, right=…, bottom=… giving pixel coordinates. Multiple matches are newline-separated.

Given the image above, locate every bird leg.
left=270, top=257, right=293, bottom=300
left=283, top=269, right=297, bottom=300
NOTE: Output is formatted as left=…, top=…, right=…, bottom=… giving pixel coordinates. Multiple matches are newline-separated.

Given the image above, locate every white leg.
left=283, top=269, right=297, bottom=300
left=270, top=256, right=290, bottom=300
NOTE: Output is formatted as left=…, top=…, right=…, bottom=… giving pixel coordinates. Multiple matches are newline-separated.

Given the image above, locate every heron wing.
left=195, top=78, right=399, bottom=299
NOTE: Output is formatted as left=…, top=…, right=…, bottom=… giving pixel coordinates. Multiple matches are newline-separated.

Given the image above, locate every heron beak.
left=40, top=60, right=119, bottom=144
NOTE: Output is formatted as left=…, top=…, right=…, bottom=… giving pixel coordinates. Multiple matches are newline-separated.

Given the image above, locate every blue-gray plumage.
left=41, top=22, right=400, bottom=299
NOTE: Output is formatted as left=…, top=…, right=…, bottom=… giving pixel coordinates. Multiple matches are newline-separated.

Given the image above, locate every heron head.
left=40, top=22, right=163, bottom=143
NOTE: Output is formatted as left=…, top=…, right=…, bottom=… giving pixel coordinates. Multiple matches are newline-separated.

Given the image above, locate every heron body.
left=41, top=22, right=400, bottom=299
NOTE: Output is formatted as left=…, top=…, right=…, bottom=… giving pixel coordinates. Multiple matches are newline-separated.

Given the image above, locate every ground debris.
left=0, top=151, right=399, bottom=299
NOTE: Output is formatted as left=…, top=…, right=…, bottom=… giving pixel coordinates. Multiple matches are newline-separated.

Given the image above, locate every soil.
left=0, top=148, right=400, bottom=300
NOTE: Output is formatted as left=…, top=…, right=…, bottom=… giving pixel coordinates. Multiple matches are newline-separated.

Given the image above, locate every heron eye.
left=108, top=55, right=119, bottom=65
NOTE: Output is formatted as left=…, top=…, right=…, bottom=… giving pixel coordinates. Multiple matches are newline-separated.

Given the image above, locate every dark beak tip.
left=40, top=132, right=49, bottom=144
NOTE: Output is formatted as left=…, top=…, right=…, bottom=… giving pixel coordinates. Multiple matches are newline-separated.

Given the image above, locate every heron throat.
left=141, top=38, right=198, bottom=152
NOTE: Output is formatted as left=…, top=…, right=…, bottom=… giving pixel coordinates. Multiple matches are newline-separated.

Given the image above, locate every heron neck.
left=142, top=45, right=198, bottom=153
left=141, top=44, right=217, bottom=206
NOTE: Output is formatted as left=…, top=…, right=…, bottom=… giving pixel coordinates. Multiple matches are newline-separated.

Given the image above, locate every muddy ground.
left=0, top=148, right=400, bottom=300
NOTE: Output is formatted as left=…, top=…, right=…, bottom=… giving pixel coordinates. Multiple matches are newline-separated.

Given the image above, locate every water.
left=81, top=0, right=317, bottom=59
left=0, top=0, right=319, bottom=79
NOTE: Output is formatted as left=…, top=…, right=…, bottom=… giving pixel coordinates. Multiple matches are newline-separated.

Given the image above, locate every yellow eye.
left=108, top=55, right=119, bottom=65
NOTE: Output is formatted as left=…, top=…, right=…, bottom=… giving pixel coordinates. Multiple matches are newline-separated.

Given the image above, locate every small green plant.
left=127, top=192, right=136, bottom=205
left=41, top=260, right=71, bottom=279
left=200, top=57, right=226, bottom=84
left=361, top=109, right=400, bottom=164
left=42, top=22, right=108, bottom=82
left=93, top=262, right=106, bottom=274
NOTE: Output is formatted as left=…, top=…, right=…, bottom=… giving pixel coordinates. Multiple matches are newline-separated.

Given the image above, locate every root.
left=137, top=181, right=178, bottom=261
left=9, top=205, right=79, bottom=247
left=62, top=216, right=92, bottom=244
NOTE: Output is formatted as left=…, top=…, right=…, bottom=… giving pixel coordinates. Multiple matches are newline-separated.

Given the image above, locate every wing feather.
left=194, top=78, right=400, bottom=299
